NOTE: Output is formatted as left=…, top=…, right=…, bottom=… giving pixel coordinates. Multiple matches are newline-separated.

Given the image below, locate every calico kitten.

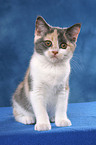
left=12, top=16, right=81, bottom=131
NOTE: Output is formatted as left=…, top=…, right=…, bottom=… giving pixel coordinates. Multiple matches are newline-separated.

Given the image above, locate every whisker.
left=73, top=54, right=81, bottom=60
left=71, top=59, right=82, bottom=71
left=71, top=53, right=85, bottom=72
left=71, top=65, right=77, bottom=73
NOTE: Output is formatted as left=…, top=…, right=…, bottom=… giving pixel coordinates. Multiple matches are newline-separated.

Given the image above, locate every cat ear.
left=65, top=23, right=81, bottom=42
left=35, top=16, right=50, bottom=36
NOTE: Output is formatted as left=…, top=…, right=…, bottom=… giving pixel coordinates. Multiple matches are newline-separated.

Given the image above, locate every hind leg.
left=13, top=108, right=36, bottom=125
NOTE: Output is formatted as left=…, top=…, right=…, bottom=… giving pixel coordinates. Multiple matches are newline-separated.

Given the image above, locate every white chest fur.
left=29, top=53, right=71, bottom=127
left=30, top=53, right=70, bottom=88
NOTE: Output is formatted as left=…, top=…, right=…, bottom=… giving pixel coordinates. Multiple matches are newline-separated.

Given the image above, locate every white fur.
left=29, top=52, right=72, bottom=130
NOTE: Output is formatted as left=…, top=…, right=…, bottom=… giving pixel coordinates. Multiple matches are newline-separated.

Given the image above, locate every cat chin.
left=45, top=56, right=64, bottom=64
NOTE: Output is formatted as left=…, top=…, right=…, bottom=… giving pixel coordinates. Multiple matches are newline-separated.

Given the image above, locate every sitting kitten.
left=12, top=16, right=81, bottom=131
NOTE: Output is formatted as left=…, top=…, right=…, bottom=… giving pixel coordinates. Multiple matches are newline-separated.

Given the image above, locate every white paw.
left=55, top=118, right=72, bottom=127
left=16, top=116, right=35, bottom=125
left=35, top=123, right=51, bottom=131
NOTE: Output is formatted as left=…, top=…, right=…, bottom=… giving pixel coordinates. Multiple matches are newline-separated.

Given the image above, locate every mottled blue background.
left=0, top=0, right=96, bottom=107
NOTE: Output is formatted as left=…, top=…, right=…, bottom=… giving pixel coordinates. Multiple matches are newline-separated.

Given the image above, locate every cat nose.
left=52, top=51, right=58, bottom=55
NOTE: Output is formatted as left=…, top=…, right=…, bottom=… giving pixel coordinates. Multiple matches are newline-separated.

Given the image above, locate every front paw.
left=55, top=118, right=72, bottom=127
left=35, top=123, right=51, bottom=131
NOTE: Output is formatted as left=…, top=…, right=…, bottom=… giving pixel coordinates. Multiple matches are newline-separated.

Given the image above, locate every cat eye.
left=60, top=43, right=67, bottom=49
left=45, top=40, right=52, bottom=47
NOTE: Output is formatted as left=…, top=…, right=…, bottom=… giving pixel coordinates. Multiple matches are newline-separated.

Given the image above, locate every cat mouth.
left=50, top=55, right=58, bottom=59
left=49, top=55, right=61, bottom=62
left=50, top=56, right=58, bottom=60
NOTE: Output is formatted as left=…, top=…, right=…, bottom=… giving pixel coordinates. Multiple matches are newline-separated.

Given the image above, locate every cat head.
left=34, top=16, right=81, bottom=63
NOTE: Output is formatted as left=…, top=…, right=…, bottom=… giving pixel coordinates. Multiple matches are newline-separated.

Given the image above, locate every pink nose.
left=52, top=51, right=58, bottom=55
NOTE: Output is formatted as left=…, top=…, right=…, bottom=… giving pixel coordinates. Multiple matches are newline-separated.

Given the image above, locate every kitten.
left=12, top=16, right=81, bottom=131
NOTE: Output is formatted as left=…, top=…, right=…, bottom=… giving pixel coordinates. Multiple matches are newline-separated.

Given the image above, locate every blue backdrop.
left=0, top=0, right=96, bottom=107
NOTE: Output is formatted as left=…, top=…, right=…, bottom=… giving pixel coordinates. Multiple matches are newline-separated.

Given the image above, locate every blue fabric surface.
left=0, top=0, right=96, bottom=106
left=0, top=102, right=96, bottom=145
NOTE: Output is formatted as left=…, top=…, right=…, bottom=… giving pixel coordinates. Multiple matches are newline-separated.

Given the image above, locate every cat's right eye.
left=45, top=40, right=52, bottom=47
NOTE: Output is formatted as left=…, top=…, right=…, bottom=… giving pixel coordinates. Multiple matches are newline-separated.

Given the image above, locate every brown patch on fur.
left=65, top=78, right=69, bottom=91
left=44, top=29, right=58, bottom=49
left=13, top=109, right=18, bottom=117
left=24, top=68, right=30, bottom=95
left=23, top=67, right=33, bottom=97
left=34, top=33, right=42, bottom=43
left=65, top=83, right=69, bottom=90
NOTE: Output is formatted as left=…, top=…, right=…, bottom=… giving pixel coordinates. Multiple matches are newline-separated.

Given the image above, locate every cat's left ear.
left=65, top=23, right=81, bottom=43
left=35, top=16, right=50, bottom=36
